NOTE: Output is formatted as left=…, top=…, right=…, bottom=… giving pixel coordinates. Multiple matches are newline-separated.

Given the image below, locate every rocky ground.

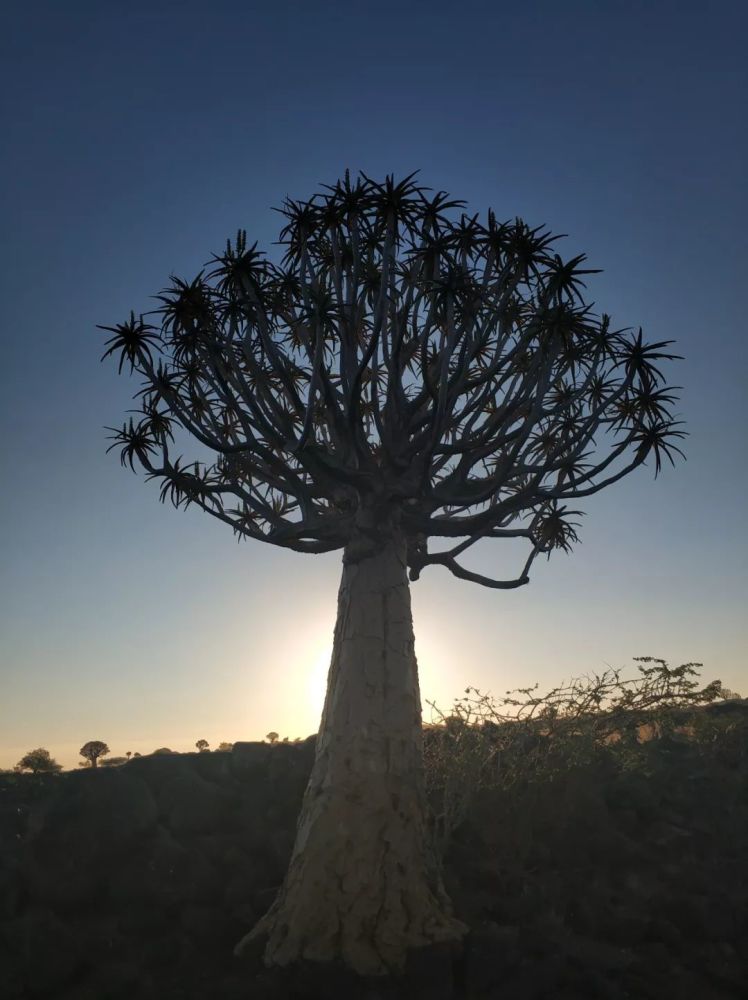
left=0, top=717, right=746, bottom=999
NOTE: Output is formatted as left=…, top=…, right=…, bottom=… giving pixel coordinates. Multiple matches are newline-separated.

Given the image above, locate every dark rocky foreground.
left=0, top=724, right=746, bottom=1000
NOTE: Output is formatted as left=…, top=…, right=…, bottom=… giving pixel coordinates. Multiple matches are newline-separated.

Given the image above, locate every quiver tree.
left=79, top=740, right=110, bottom=768
left=101, top=172, right=684, bottom=974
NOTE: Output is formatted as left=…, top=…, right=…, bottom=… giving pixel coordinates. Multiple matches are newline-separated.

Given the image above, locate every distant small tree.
left=15, top=748, right=62, bottom=774
left=126, top=751, right=132, bottom=759
left=216, top=741, right=234, bottom=752
left=266, top=732, right=279, bottom=744
left=719, top=688, right=743, bottom=701
left=152, top=747, right=174, bottom=755
left=79, top=740, right=110, bottom=769
left=196, top=739, right=210, bottom=752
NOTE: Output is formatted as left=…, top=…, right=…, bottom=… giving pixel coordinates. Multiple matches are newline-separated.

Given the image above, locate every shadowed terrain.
left=1, top=700, right=746, bottom=999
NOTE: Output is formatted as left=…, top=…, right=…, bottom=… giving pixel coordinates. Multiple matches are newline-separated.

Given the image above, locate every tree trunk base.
left=236, top=937, right=465, bottom=998
left=239, top=935, right=465, bottom=1000
left=234, top=858, right=467, bottom=975
left=233, top=777, right=467, bottom=972
left=236, top=530, right=467, bottom=976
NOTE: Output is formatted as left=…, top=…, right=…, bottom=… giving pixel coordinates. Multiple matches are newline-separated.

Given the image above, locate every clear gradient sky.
left=1, top=1, right=746, bottom=770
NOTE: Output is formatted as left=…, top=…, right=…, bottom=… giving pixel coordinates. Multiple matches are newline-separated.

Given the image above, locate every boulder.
left=158, top=770, right=239, bottom=836
left=230, top=741, right=274, bottom=777
left=463, top=921, right=521, bottom=995
left=108, top=825, right=218, bottom=907
left=22, top=770, right=158, bottom=909
left=179, top=902, right=233, bottom=943
left=562, top=932, right=635, bottom=972
left=29, top=768, right=157, bottom=848
left=0, top=864, right=20, bottom=918
left=191, top=748, right=235, bottom=784
left=57, top=962, right=156, bottom=1000
left=0, top=907, right=86, bottom=996
left=125, top=751, right=197, bottom=793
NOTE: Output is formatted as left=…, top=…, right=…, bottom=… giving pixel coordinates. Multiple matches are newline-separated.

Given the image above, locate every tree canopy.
left=102, top=172, right=683, bottom=590
left=79, top=740, right=110, bottom=768
left=15, top=748, right=62, bottom=774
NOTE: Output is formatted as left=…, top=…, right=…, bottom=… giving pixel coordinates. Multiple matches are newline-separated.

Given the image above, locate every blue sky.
left=1, top=0, right=746, bottom=768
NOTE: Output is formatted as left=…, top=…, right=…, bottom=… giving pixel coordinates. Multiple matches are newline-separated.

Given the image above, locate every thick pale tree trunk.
left=236, top=528, right=466, bottom=975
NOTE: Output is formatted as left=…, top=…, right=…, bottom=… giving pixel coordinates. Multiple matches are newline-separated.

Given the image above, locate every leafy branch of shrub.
left=423, top=657, right=737, bottom=859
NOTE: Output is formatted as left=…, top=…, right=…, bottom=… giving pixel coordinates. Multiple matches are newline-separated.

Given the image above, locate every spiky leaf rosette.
left=101, top=172, right=684, bottom=587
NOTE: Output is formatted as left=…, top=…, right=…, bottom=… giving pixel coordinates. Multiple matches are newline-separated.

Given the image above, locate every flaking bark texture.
left=236, top=529, right=466, bottom=975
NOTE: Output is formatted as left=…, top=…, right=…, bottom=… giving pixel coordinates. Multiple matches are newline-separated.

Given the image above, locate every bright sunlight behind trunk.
left=237, top=526, right=466, bottom=973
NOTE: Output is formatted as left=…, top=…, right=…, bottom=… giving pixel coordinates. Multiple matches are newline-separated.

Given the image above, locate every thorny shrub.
left=423, top=657, right=745, bottom=859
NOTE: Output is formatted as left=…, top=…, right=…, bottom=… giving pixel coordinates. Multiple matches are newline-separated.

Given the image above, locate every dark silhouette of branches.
left=102, top=172, right=683, bottom=587
left=79, top=740, right=110, bottom=769
left=424, top=657, right=731, bottom=857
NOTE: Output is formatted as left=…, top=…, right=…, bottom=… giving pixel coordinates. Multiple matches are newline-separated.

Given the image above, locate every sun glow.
left=308, top=642, right=333, bottom=720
